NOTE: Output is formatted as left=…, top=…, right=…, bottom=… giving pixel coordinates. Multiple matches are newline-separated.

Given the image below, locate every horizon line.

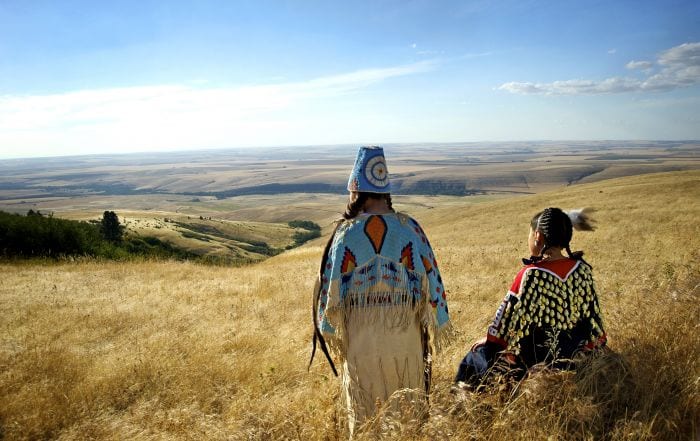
left=1, top=139, right=698, bottom=162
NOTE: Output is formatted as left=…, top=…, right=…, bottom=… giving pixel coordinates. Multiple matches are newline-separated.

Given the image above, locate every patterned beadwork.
left=494, top=262, right=605, bottom=354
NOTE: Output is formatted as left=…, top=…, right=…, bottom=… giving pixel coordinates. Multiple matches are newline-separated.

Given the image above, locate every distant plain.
left=1, top=141, right=698, bottom=266
left=2, top=141, right=699, bottom=213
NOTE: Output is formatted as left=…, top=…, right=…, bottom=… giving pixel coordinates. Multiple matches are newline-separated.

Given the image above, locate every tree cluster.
left=0, top=210, right=193, bottom=261
left=0, top=210, right=104, bottom=257
left=288, top=220, right=322, bottom=247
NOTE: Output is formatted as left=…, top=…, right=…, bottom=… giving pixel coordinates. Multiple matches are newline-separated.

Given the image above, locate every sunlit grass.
left=1, top=170, right=698, bottom=440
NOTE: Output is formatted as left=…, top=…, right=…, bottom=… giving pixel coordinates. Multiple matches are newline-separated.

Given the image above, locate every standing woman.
left=311, top=146, right=451, bottom=434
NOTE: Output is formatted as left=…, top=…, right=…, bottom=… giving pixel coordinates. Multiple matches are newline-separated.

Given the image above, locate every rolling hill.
left=0, top=170, right=698, bottom=440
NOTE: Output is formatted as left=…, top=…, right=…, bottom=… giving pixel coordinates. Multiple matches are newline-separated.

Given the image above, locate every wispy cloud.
left=626, top=60, right=653, bottom=70
left=296, top=60, right=437, bottom=96
left=1, top=60, right=437, bottom=130
left=0, top=60, right=437, bottom=155
left=499, top=42, right=700, bottom=95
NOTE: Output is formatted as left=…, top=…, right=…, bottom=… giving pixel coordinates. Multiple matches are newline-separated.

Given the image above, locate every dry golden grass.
left=1, top=170, right=699, bottom=440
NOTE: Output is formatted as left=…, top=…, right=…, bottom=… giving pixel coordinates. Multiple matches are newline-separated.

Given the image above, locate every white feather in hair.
left=566, top=208, right=596, bottom=231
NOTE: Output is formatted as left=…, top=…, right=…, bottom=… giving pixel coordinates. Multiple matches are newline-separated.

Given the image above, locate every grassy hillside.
left=1, top=171, right=698, bottom=440
left=122, top=214, right=299, bottom=263
left=97, top=212, right=317, bottom=264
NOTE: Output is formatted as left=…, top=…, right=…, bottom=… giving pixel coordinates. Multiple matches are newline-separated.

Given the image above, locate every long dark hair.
left=525, top=207, right=594, bottom=265
left=342, top=192, right=394, bottom=220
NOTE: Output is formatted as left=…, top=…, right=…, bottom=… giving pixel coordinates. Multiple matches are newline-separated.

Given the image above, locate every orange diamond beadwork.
left=364, top=215, right=388, bottom=254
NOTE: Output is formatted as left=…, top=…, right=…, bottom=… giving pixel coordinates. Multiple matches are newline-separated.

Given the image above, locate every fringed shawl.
left=317, top=212, right=451, bottom=355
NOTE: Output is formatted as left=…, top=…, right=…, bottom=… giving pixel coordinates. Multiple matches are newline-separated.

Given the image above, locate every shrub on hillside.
left=289, top=220, right=322, bottom=246
left=240, top=241, right=278, bottom=256
left=124, top=236, right=197, bottom=260
left=288, top=220, right=321, bottom=231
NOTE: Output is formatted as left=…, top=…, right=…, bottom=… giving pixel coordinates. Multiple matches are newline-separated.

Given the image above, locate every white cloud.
left=296, top=60, right=436, bottom=96
left=658, top=42, right=700, bottom=66
left=626, top=60, right=653, bottom=70
left=0, top=60, right=437, bottom=156
left=499, top=77, right=642, bottom=95
left=499, top=42, right=700, bottom=95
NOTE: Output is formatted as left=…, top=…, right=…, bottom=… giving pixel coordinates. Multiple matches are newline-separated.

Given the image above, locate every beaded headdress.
left=347, top=146, right=391, bottom=194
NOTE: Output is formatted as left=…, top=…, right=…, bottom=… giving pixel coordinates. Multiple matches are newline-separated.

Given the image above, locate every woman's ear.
left=534, top=229, right=544, bottom=245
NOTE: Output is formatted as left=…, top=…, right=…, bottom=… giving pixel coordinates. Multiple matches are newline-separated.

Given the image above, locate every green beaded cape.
left=487, top=260, right=606, bottom=363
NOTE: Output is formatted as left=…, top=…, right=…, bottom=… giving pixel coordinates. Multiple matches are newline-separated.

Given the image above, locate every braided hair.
left=524, top=207, right=594, bottom=266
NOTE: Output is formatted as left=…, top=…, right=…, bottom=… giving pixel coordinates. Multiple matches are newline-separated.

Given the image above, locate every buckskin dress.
left=317, top=212, right=451, bottom=432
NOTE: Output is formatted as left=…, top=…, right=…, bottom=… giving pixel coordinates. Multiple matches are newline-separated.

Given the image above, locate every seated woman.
left=455, top=207, right=607, bottom=387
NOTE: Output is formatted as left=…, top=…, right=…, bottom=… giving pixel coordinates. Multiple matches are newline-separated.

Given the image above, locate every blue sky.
left=1, top=0, right=699, bottom=158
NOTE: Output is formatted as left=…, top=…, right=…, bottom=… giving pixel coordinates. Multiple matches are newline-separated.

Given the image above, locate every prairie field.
left=1, top=170, right=699, bottom=440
